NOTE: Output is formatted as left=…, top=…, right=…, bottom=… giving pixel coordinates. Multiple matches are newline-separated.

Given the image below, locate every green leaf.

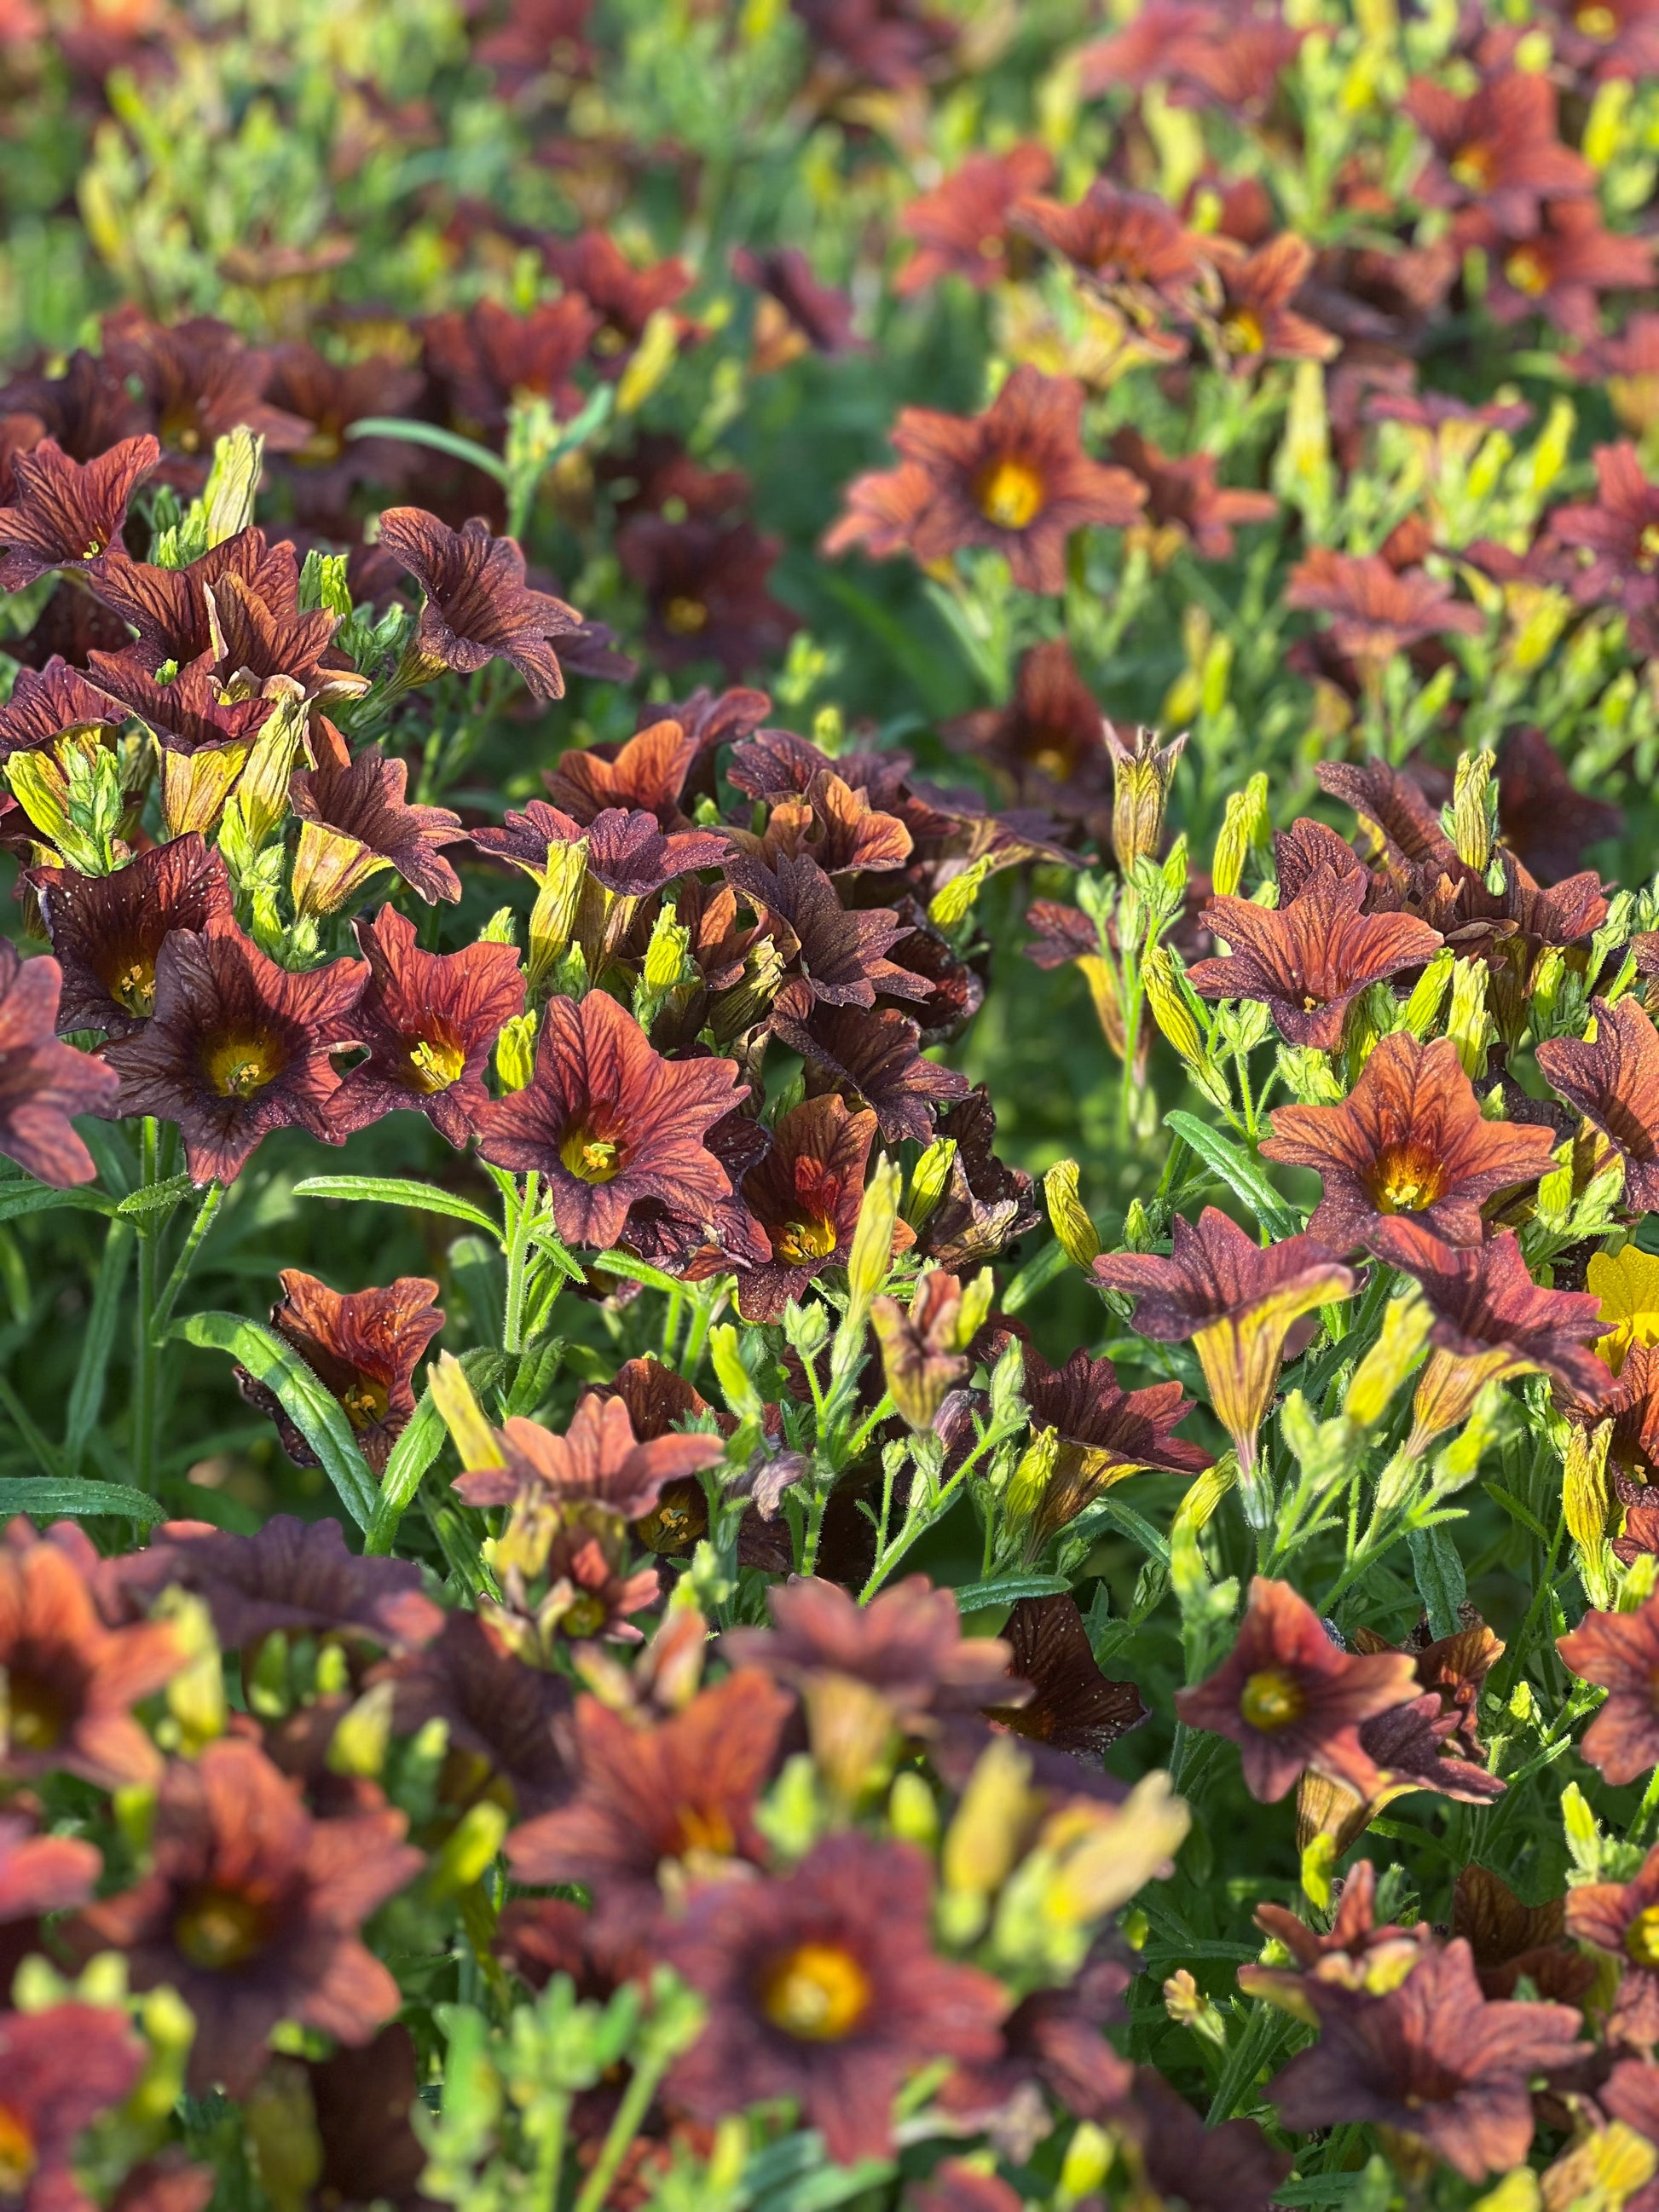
left=0, top=1182, right=115, bottom=1222
left=365, top=1389, right=447, bottom=1556
left=344, top=417, right=511, bottom=485
left=588, top=1250, right=682, bottom=1297
left=65, top=1217, right=134, bottom=1473
left=116, top=1172, right=198, bottom=1216
left=1164, top=1111, right=1302, bottom=1241
left=293, top=1175, right=501, bottom=1239
left=1482, top=1481, right=1552, bottom=1545
left=0, top=1476, right=165, bottom=1526
left=1002, top=1237, right=1071, bottom=1314
left=1073, top=1493, right=1172, bottom=1567
left=175, top=1310, right=379, bottom=1529
left=1407, top=1520, right=1467, bottom=1639
left=953, top=1571, right=1072, bottom=1614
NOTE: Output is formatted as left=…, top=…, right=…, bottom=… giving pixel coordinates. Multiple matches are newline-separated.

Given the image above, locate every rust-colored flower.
left=474, top=987, right=744, bottom=1249
left=1263, top=1033, right=1557, bottom=1251
left=1017, top=1346, right=1211, bottom=1548
left=1372, top=1220, right=1611, bottom=1453
left=84, top=528, right=295, bottom=672
left=820, top=462, right=939, bottom=567
left=908, top=2166, right=1022, bottom=2212
left=1454, top=1863, right=1596, bottom=2007
left=540, top=229, right=692, bottom=361
left=423, top=296, right=598, bottom=431
left=722, top=1094, right=878, bottom=1322
left=1112, top=428, right=1278, bottom=560
left=327, top=906, right=524, bottom=1149
left=378, top=508, right=582, bottom=699
left=505, top=1667, right=793, bottom=1902
left=72, top=1737, right=422, bottom=2097
left=1188, top=865, right=1443, bottom=1050
left=662, top=1830, right=1009, bottom=2163
left=0, top=433, right=159, bottom=588
left=1126, top=2067, right=1292, bottom=2212
left=1559, top=1590, right=1659, bottom=1784
left=895, top=145, right=1053, bottom=296
left=1564, top=1842, right=1659, bottom=2047
left=100, top=920, right=367, bottom=1185
left=0, top=2001, right=145, bottom=2212
left=733, top=245, right=862, bottom=366
left=126, top=1511, right=442, bottom=1652
left=875, top=367, right=1144, bottom=593
left=1245, top=1858, right=1433, bottom=2013
left=0, top=945, right=121, bottom=1187
left=944, top=638, right=1110, bottom=817
left=727, top=852, right=927, bottom=1011
left=1268, top=1939, right=1585, bottom=2182
left=303, top=2024, right=436, bottom=2212
left=242, top=1274, right=446, bottom=1478
left=1175, top=1576, right=1417, bottom=1802
left=289, top=723, right=465, bottom=907
left=545, top=717, right=700, bottom=831
left=766, top=984, right=972, bottom=1144
left=1405, top=70, right=1592, bottom=232
left=1537, top=996, right=1659, bottom=1211
left=101, top=308, right=309, bottom=485
left=1495, top=724, right=1621, bottom=884
left=473, top=798, right=727, bottom=898
left=34, top=835, right=234, bottom=1038
left=986, top=1592, right=1146, bottom=1759
left=1210, top=234, right=1338, bottom=367
left=0, top=658, right=120, bottom=761
left=374, top=1608, right=574, bottom=1819
left=0, top=348, right=146, bottom=465
left=263, top=345, right=425, bottom=517
left=454, top=1392, right=725, bottom=1521
left=0, top=1516, right=179, bottom=1789
left=84, top=650, right=273, bottom=756
left=1093, top=1210, right=1354, bottom=1504
left=1479, top=197, right=1656, bottom=338
left=1286, top=548, right=1483, bottom=672
left=1015, top=180, right=1208, bottom=330
left=616, top=511, right=798, bottom=679
left=1551, top=442, right=1659, bottom=652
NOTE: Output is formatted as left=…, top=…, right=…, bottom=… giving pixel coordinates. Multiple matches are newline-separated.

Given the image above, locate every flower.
left=100, top=308, right=309, bottom=484
left=454, top=1392, right=725, bottom=1520
left=540, top=228, right=692, bottom=360
left=472, top=798, right=727, bottom=899
left=1454, top=1863, right=1596, bottom=2007
left=871, top=1270, right=970, bottom=1432
left=1015, top=180, right=1208, bottom=332
left=869, top=366, right=1144, bottom=592
left=1267, top=1938, right=1585, bottom=2182
left=0, top=944, right=121, bottom=1187
left=505, top=1667, right=793, bottom=1903
left=908, top=2166, right=1022, bottom=2212
left=728, top=852, right=927, bottom=1011
left=1111, top=428, right=1278, bottom=560
left=243, top=1274, right=446, bottom=1477
left=72, top=1737, right=422, bottom=2096
left=1174, top=1576, right=1418, bottom=1802
left=1559, top=1590, right=1659, bottom=1784
left=0, top=657, right=120, bottom=759
left=289, top=724, right=465, bottom=908
left=85, top=527, right=294, bottom=671
left=1188, top=865, right=1443, bottom=1049
left=1551, top=442, right=1659, bottom=652
left=986, top=1592, right=1146, bottom=1759
left=1286, top=548, right=1483, bottom=672
left=1316, top=757, right=1454, bottom=871
left=1372, top=1221, right=1611, bottom=1452
left=422, top=296, right=598, bottom=430
left=894, top=145, right=1054, bottom=295
left=943, top=638, right=1111, bottom=817
left=327, top=906, right=525, bottom=1149
left=1262, top=1033, right=1557, bottom=1250
left=0, top=2002, right=145, bottom=2212
left=1093, top=1210, right=1356, bottom=1500
left=1564, top=1843, right=1659, bottom=2047
left=34, top=835, right=234, bottom=1038
left=1477, top=198, right=1655, bottom=339
left=544, top=716, right=702, bottom=831
left=662, top=1831, right=1009, bottom=2163
left=820, top=463, right=939, bottom=566
left=374, top=1608, right=574, bottom=1818
left=1125, top=2068, right=1292, bottom=2212
left=1536, top=996, right=1659, bottom=1208
left=765, top=985, right=972, bottom=1144
left=303, top=2024, right=434, bottom=2212
left=725, top=1095, right=879, bottom=1322
left=1494, top=725, right=1621, bottom=884
left=474, top=988, right=745, bottom=1249
left=616, top=511, right=798, bottom=679
left=124, top=1512, right=442, bottom=1651
left=1015, top=1346, right=1211, bottom=1547
left=0, top=1515, right=180, bottom=1789
left=100, top=920, right=367, bottom=1184
left=1404, top=69, right=1592, bottom=233
left=1210, top=234, right=1338, bottom=367
left=377, top=508, right=582, bottom=699
left=733, top=245, right=862, bottom=366
left=0, top=433, right=159, bottom=587
left=262, top=344, right=425, bottom=515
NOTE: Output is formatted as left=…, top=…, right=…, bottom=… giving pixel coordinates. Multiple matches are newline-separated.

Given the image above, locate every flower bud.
left=1564, top=1418, right=1614, bottom=1551
left=1450, top=748, right=1497, bottom=873
left=494, top=1011, right=537, bottom=1093
left=202, top=426, right=264, bottom=548
left=871, top=1281, right=968, bottom=1431
left=431, top=1349, right=505, bottom=1474
left=1141, top=945, right=1208, bottom=1067
left=1211, top=773, right=1269, bottom=898
left=844, top=1154, right=903, bottom=1329
left=1344, top=1292, right=1431, bottom=1429
left=1044, top=1158, right=1101, bottom=1269
left=905, top=1136, right=957, bottom=1232
left=1399, top=946, right=1454, bottom=1038
left=291, top=820, right=385, bottom=918
left=1447, top=955, right=1494, bottom=1079
left=1003, top=1425, right=1061, bottom=1539
left=161, top=740, right=252, bottom=838
left=1106, top=722, right=1187, bottom=871
left=528, top=837, right=588, bottom=990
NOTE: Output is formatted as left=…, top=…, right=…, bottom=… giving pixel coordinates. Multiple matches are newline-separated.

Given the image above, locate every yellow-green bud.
left=1142, top=945, right=1207, bottom=1066
left=1106, top=722, right=1187, bottom=872
left=1451, top=750, right=1496, bottom=874
left=905, top=1136, right=957, bottom=1231
left=494, top=1010, right=537, bottom=1093
left=1344, top=1293, right=1431, bottom=1429
left=1211, top=774, right=1269, bottom=898
left=1045, top=1158, right=1101, bottom=1269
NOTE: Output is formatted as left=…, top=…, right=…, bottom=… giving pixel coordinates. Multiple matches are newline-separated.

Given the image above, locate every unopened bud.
left=202, top=427, right=264, bottom=548
left=528, top=838, right=588, bottom=989
left=1045, top=1159, right=1101, bottom=1269
left=494, top=1011, right=537, bottom=1092
left=1211, top=774, right=1269, bottom=898
left=431, top=1349, right=505, bottom=1474
left=1344, top=1293, right=1432, bottom=1429
left=1564, top=1418, right=1614, bottom=1551
left=1142, top=945, right=1208, bottom=1066
left=327, top=1679, right=396, bottom=1778
left=943, top=1736, right=1038, bottom=1904
left=1003, top=1425, right=1061, bottom=1537
left=1449, top=750, right=1496, bottom=873
left=1122, top=1198, right=1157, bottom=1251
left=928, top=854, right=991, bottom=931
left=1106, top=722, right=1187, bottom=871
left=1447, top=956, right=1494, bottom=1079
left=1400, top=947, right=1454, bottom=1038
left=844, top=1154, right=903, bottom=1327
left=905, top=1137, right=957, bottom=1231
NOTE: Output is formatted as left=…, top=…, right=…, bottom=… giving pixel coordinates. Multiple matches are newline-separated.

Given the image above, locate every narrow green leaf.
left=1164, top=1111, right=1302, bottom=1240
left=588, top=1250, right=682, bottom=1297
left=293, top=1175, right=501, bottom=1239
left=0, top=1476, right=165, bottom=1526
left=1408, top=1520, right=1467, bottom=1639
left=1084, top=1494, right=1173, bottom=1566
left=175, top=1310, right=378, bottom=1529
left=365, top=1390, right=446, bottom=1555
left=1003, top=1237, right=1071, bottom=1314
left=344, top=417, right=511, bottom=485
left=0, top=1183, right=115, bottom=1223
left=1482, top=1481, right=1552, bottom=1545
left=65, top=1217, right=134, bottom=1473
left=952, top=1571, right=1072, bottom=1614
left=116, top=1172, right=197, bottom=1216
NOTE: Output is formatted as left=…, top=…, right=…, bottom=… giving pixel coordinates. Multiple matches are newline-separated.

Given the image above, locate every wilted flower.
left=0, top=2002, right=145, bottom=2212
left=1286, top=549, right=1484, bottom=673
left=1188, top=866, right=1443, bottom=1049
left=240, top=1273, right=446, bottom=1477
left=1559, top=1590, right=1659, bottom=1784
left=378, top=508, right=582, bottom=699
left=476, top=988, right=745, bottom=1248
left=0, top=944, right=121, bottom=1187
left=0, top=433, right=159, bottom=587
left=100, top=920, right=367, bottom=1184
left=662, top=1831, right=1009, bottom=2163
left=986, top=1593, right=1146, bottom=1759
left=871, top=1269, right=971, bottom=1432
left=1268, top=1938, right=1585, bottom=2182
left=1174, top=1576, right=1418, bottom=1802
left=1262, top=1032, right=1557, bottom=1250
left=894, top=145, right=1053, bottom=295
left=124, top=1512, right=442, bottom=1652
left=327, top=906, right=525, bottom=1149
left=72, top=1737, right=422, bottom=2096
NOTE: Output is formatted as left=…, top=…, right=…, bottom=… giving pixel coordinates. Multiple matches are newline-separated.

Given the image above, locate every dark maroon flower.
left=617, top=511, right=799, bottom=679
left=1113, top=427, right=1278, bottom=559
left=84, top=528, right=297, bottom=672
left=472, top=798, right=727, bottom=898
left=907, top=2165, right=1022, bottom=2212
left=289, top=722, right=465, bottom=907
left=1016, top=1346, right=1211, bottom=1550
left=1127, top=2068, right=1292, bottom=2212
left=0, top=348, right=147, bottom=462
left=0, top=434, right=159, bottom=589
left=1175, top=1576, right=1417, bottom=1802
left=100, top=308, right=310, bottom=485
left=1263, top=1031, right=1556, bottom=1250
left=1188, top=865, right=1443, bottom=1049
left=1405, top=69, right=1592, bottom=232
left=328, top=906, right=524, bottom=1149
left=766, top=983, right=971, bottom=1143
left=1451, top=1863, right=1595, bottom=2007
left=475, top=988, right=744, bottom=1249
left=263, top=345, right=425, bottom=516
left=1315, top=757, right=1454, bottom=871
left=1559, top=1591, right=1659, bottom=1785
left=720, top=1094, right=878, bottom=1322
left=540, top=229, right=692, bottom=361
left=1537, top=995, right=1659, bottom=1212
left=662, top=1831, right=1008, bottom=2163
left=986, top=1591, right=1146, bottom=1758
left=85, top=652, right=274, bottom=757
left=726, top=851, right=928, bottom=1011
left=423, top=296, right=598, bottom=431
left=304, top=2024, right=437, bottom=2212
left=6, top=577, right=134, bottom=682
left=790, top=0, right=954, bottom=90
left=1551, top=441, right=1659, bottom=651
left=732, top=247, right=862, bottom=362
left=1268, top=1939, right=1585, bottom=2181
left=33, top=835, right=234, bottom=1037
left=378, top=508, right=582, bottom=698
left=242, top=1275, right=446, bottom=1478
left=0, top=657, right=120, bottom=761
left=945, top=638, right=1111, bottom=821
left=72, top=1738, right=422, bottom=2096
left=373, top=1608, right=575, bottom=1819
left=126, top=1510, right=442, bottom=1651
left=101, top=921, right=366, bottom=1184
left=894, top=145, right=1054, bottom=296
left=1210, top=234, right=1338, bottom=367
left=1287, top=547, right=1483, bottom=671
left=0, top=945, right=119, bottom=1186
left=1478, top=198, right=1656, bottom=338
left=0, top=2001, right=145, bottom=2212
left=1494, top=723, right=1621, bottom=882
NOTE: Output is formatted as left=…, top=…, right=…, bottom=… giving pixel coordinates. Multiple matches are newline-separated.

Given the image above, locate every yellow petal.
left=1587, top=1245, right=1659, bottom=1373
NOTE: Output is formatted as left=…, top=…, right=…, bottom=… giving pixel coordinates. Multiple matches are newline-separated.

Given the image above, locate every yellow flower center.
left=775, top=1215, right=837, bottom=1266
left=298, top=424, right=344, bottom=465
left=1505, top=248, right=1551, bottom=297
left=340, top=1377, right=390, bottom=1432
left=1627, top=1905, right=1659, bottom=1969
left=1029, top=740, right=1075, bottom=782
left=174, top=1886, right=269, bottom=1971
left=202, top=1031, right=284, bottom=1100
left=1223, top=308, right=1266, bottom=355
left=1449, top=145, right=1494, bottom=192
left=560, top=1591, right=610, bottom=1639
left=0, top=2105, right=37, bottom=2197
left=674, top=1804, right=736, bottom=1857
left=1639, top=523, right=1659, bottom=572
left=112, top=956, right=157, bottom=1019
left=3, top=1667, right=66, bottom=1753
left=1577, top=2, right=1619, bottom=36
left=974, top=455, right=1046, bottom=531
left=1370, top=1147, right=1448, bottom=1216
left=760, top=1941, right=871, bottom=2042
left=1240, top=1668, right=1306, bottom=1732
left=559, top=1127, right=623, bottom=1183
left=664, top=595, right=709, bottom=635
left=407, top=1035, right=466, bottom=1094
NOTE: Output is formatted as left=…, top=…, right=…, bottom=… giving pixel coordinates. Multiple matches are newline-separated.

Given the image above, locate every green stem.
left=132, top=1120, right=160, bottom=1494
left=502, top=1171, right=539, bottom=1354
left=149, top=1182, right=225, bottom=1346
left=569, top=2052, right=673, bottom=2212
left=529, top=2090, right=570, bottom=2212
